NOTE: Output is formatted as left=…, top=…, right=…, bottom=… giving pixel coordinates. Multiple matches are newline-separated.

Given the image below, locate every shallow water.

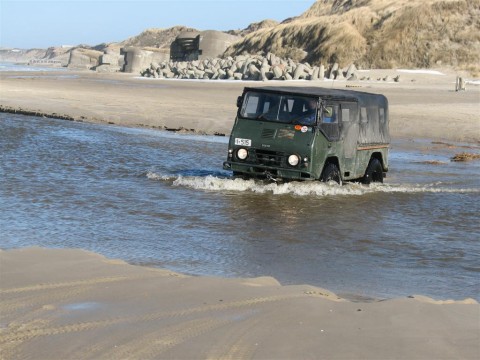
left=1, top=113, right=479, bottom=300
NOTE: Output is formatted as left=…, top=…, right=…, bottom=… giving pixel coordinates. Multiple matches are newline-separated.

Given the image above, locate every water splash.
left=146, top=172, right=480, bottom=196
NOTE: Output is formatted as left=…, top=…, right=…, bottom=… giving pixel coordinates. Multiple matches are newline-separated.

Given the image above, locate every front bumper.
left=223, top=160, right=314, bottom=180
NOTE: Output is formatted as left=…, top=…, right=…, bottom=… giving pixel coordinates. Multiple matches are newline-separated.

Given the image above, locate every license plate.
left=235, top=138, right=252, bottom=147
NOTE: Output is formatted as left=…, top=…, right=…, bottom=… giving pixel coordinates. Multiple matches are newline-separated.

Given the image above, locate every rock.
left=347, top=73, right=358, bottom=81
left=319, top=64, right=325, bottom=80
left=261, top=68, right=268, bottom=81
left=261, top=58, right=269, bottom=69
left=329, top=63, right=339, bottom=79
left=248, top=64, right=261, bottom=79
left=293, top=64, right=306, bottom=80
left=194, top=69, right=205, bottom=78
left=272, top=65, right=283, bottom=79
left=139, top=53, right=370, bottom=84
left=233, top=72, right=243, bottom=80
left=394, top=75, right=401, bottom=82
left=345, top=64, right=357, bottom=79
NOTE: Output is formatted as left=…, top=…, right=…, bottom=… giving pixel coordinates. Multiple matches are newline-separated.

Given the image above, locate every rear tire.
left=320, top=163, right=342, bottom=185
left=362, top=158, right=383, bottom=185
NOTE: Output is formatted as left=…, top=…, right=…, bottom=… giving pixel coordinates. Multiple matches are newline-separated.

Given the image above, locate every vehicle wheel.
left=362, top=158, right=383, bottom=185
left=320, top=163, right=342, bottom=185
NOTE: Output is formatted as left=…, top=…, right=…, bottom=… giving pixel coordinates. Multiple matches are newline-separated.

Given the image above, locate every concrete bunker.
left=170, top=30, right=240, bottom=62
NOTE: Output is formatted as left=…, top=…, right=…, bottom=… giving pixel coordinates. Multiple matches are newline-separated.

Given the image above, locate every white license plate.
left=234, top=138, right=252, bottom=147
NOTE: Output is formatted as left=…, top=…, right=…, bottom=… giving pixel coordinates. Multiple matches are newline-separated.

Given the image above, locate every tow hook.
left=265, top=171, right=278, bottom=183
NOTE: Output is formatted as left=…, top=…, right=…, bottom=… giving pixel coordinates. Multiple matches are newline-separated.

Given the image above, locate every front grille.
left=252, top=149, right=285, bottom=167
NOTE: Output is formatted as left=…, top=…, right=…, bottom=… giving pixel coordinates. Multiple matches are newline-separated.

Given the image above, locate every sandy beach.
left=1, top=248, right=478, bottom=359
left=1, top=68, right=480, bottom=359
left=0, top=68, right=479, bottom=142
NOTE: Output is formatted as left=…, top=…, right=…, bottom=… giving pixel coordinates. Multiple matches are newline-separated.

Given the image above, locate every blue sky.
left=0, top=0, right=315, bottom=49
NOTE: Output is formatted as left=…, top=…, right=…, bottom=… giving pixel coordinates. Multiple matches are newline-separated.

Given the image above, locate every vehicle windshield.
left=240, top=91, right=318, bottom=126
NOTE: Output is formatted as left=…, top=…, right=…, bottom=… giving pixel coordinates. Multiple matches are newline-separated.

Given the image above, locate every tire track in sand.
left=0, top=294, right=305, bottom=346
left=0, top=285, right=91, bottom=316
left=100, top=317, right=233, bottom=359
left=0, top=274, right=163, bottom=295
left=205, top=314, right=262, bottom=360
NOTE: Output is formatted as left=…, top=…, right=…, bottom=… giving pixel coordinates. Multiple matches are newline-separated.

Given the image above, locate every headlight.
left=288, top=154, right=300, bottom=166
left=237, top=148, right=248, bottom=160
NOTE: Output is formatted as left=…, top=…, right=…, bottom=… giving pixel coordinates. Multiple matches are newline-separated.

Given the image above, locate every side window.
left=286, top=98, right=294, bottom=112
left=262, top=101, right=271, bottom=113
left=340, top=102, right=358, bottom=123
left=243, top=94, right=259, bottom=116
left=368, top=106, right=379, bottom=123
left=360, top=107, right=368, bottom=123
left=320, top=104, right=340, bottom=141
left=379, top=108, right=386, bottom=123
left=322, top=105, right=338, bottom=123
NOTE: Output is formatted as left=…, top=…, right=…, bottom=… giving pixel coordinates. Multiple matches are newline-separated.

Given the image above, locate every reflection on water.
left=1, top=113, right=479, bottom=300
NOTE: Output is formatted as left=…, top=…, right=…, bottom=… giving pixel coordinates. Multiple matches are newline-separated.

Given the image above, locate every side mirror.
left=323, top=106, right=333, bottom=117
left=236, top=96, right=242, bottom=108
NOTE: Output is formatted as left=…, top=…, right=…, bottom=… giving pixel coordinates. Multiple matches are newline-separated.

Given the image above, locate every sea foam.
left=146, top=172, right=480, bottom=197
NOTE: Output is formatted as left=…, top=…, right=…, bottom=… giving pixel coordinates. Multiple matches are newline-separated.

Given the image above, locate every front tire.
left=363, top=158, right=383, bottom=184
left=320, top=163, right=342, bottom=185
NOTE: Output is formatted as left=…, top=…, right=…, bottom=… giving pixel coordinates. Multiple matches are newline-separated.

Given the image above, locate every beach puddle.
left=63, top=302, right=103, bottom=311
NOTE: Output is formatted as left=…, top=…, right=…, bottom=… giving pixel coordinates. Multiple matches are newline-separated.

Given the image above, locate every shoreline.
left=1, top=247, right=478, bottom=359
left=0, top=105, right=227, bottom=136
left=1, top=69, right=479, bottom=143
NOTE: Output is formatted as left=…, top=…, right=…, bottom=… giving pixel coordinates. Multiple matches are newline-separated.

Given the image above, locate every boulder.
left=248, top=64, right=261, bottom=80
left=272, top=65, right=283, bottom=79
left=345, top=64, right=357, bottom=79
left=293, top=64, right=306, bottom=80
left=319, top=64, right=325, bottom=80
left=329, top=63, right=339, bottom=79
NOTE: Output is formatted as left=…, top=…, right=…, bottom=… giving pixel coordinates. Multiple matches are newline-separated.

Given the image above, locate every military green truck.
left=223, top=86, right=389, bottom=184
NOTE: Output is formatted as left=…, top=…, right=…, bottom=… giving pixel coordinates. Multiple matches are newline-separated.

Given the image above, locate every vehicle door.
left=339, top=102, right=359, bottom=176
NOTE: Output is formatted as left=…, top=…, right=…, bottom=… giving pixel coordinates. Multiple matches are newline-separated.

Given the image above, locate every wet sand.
left=1, top=248, right=478, bottom=359
left=1, top=69, right=480, bottom=358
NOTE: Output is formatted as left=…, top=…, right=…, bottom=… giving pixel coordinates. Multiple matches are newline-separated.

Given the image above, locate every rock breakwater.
left=140, top=53, right=368, bottom=82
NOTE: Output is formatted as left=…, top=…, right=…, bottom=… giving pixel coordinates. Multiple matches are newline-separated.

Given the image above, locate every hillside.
left=119, top=26, right=197, bottom=49
left=227, top=19, right=279, bottom=37
left=224, top=0, right=480, bottom=73
left=3, top=1, right=478, bottom=74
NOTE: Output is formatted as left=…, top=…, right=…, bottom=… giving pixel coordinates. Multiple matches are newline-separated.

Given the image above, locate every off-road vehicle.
left=223, top=86, right=389, bottom=184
